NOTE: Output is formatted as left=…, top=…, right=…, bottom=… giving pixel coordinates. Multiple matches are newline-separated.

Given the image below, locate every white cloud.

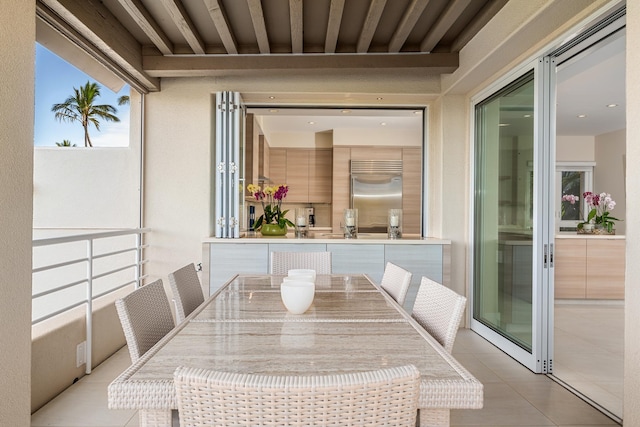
left=91, top=114, right=131, bottom=147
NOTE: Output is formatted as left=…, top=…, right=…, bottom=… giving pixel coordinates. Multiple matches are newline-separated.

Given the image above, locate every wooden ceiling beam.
left=247, top=0, right=270, bottom=54
left=143, top=51, right=458, bottom=76
left=356, top=0, right=387, bottom=53
left=420, top=0, right=472, bottom=53
left=289, top=0, right=303, bottom=54
left=388, top=0, right=430, bottom=53
left=115, top=0, right=173, bottom=55
left=159, top=0, right=205, bottom=54
left=324, top=0, right=345, bottom=53
left=37, top=0, right=159, bottom=92
left=451, top=0, right=509, bottom=52
left=204, top=0, right=238, bottom=54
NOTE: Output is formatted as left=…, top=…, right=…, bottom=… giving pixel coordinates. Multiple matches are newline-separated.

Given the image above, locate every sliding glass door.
left=471, top=64, right=553, bottom=372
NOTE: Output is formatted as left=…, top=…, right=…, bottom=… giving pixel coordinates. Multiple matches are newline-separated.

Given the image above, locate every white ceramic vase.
left=280, top=280, right=315, bottom=314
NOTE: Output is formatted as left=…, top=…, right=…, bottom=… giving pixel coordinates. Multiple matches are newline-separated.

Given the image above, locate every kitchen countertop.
left=555, top=232, right=625, bottom=239
left=204, top=232, right=450, bottom=245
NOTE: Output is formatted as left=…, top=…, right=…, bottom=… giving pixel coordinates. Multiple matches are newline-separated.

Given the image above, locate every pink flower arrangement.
left=246, top=184, right=294, bottom=230
left=581, top=191, right=620, bottom=232
left=562, top=191, right=621, bottom=232
left=564, top=192, right=621, bottom=233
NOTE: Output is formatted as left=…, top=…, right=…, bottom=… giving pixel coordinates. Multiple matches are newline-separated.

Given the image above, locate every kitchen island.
left=204, top=233, right=451, bottom=311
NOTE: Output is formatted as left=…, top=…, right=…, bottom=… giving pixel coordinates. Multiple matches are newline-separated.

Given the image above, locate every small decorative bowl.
left=280, top=280, right=315, bottom=314
left=287, top=269, right=317, bottom=282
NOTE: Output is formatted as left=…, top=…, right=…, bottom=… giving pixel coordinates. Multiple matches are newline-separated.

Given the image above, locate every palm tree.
left=55, top=139, right=76, bottom=147
left=51, top=81, right=120, bottom=147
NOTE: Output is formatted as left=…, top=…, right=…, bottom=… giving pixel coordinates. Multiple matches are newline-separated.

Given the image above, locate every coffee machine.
left=306, top=207, right=315, bottom=227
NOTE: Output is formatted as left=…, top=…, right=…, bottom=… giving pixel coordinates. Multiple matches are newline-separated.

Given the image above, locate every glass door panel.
left=472, top=71, right=539, bottom=367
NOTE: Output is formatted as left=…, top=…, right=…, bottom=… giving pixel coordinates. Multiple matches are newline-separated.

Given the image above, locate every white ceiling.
left=247, top=107, right=423, bottom=139
left=556, top=31, right=626, bottom=136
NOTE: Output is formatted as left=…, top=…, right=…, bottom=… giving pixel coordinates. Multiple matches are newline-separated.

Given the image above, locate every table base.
left=138, top=408, right=451, bottom=426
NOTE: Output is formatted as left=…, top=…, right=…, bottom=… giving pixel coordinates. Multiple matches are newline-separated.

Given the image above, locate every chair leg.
left=418, top=408, right=450, bottom=426
left=139, top=409, right=172, bottom=427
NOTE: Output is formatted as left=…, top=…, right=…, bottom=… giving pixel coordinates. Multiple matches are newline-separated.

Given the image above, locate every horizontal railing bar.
left=93, top=280, right=136, bottom=299
left=32, top=257, right=88, bottom=274
left=32, top=278, right=88, bottom=299
left=33, top=228, right=151, bottom=247
left=92, top=263, right=136, bottom=280
left=93, top=247, right=136, bottom=260
left=32, top=300, right=87, bottom=325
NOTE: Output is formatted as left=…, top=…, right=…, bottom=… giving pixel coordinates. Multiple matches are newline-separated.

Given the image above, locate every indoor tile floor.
left=552, top=301, right=624, bottom=420
left=31, top=327, right=620, bottom=427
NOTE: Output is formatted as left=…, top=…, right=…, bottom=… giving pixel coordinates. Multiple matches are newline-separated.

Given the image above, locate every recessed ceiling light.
left=268, top=96, right=275, bottom=99
left=524, top=114, right=532, bottom=118
left=413, top=111, right=421, bottom=115
left=341, top=110, right=351, bottom=114
left=269, top=109, right=278, bottom=113
left=376, top=97, right=383, bottom=100
left=577, top=114, right=587, bottom=118
left=498, top=123, right=509, bottom=127
left=606, top=103, right=618, bottom=108
left=308, top=121, right=315, bottom=125
left=380, top=122, right=387, bottom=126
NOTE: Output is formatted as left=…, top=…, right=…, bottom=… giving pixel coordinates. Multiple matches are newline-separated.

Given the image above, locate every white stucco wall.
left=143, top=78, right=215, bottom=280
left=33, top=147, right=140, bottom=228
left=625, top=2, right=640, bottom=423
left=0, top=2, right=34, bottom=425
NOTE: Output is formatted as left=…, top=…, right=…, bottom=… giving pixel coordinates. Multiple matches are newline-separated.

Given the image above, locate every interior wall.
left=556, top=135, right=595, bottom=162
left=625, top=3, right=640, bottom=423
left=0, top=1, right=34, bottom=425
left=594, top=128, right=626, bottom=234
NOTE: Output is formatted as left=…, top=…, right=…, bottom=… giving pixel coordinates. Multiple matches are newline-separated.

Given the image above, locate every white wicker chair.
left=411, top=277, right=467, bottom=353
left=168, top=263, right=205, bottom=323
left=115, top=279, right=175, bottom=363
left=174, top=365, right=420, bottom=427
left=380, top=262, right=412, bottom=306
left=270, top=251, right=332, bottom=275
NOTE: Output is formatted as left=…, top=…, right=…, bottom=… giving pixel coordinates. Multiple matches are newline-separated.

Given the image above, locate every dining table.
left=108, top=274, right=483, bottom=426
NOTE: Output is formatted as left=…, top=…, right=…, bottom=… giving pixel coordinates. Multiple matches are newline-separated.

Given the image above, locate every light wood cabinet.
left=332, top=147, right=351, bottom=233
left=586, top=239, right=625, bottom=299
left=309, top=149, right=333, bottom=203
left=285, top=150, right=309, bottom=202
left=402, top=148, right=421, bottom=234
left=554, top=237, right=625, bottom=299
left=268, top=148, right=287, bottom=185
left=554, top=239, right=587, bottom=298
left=269, top=148, right=332, bottom=203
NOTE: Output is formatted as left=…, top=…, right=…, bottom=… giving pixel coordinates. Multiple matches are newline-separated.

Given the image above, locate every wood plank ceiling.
left=36, top=0, right=508, bottom=93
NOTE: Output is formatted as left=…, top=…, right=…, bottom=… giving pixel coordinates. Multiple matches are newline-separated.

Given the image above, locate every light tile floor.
left=31, top=327, right=620, bottom=427
left=552, top=301, right=624, bottom=420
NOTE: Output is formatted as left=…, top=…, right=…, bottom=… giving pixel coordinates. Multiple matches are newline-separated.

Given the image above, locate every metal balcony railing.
left=32, top=228, right=150, bottom=374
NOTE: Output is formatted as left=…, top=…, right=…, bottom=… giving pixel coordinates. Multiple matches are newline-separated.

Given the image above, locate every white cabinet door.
left=210, top=244, right=269, bottom=292
left=328, top=244, right=385, bottom=281
left=384, top=245, right=443, bottom=311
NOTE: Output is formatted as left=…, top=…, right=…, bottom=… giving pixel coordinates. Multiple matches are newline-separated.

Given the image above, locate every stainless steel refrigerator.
left=350, top=160, right=403, bottom=233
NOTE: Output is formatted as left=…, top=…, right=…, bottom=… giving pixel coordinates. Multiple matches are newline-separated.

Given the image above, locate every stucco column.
left=625, top=1, right=640, bottom=424
left=0, top=1, right=35, bottom=425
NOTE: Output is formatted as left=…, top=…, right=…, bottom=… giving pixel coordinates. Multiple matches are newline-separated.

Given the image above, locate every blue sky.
left=34, top=44, right=130, bottom=147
